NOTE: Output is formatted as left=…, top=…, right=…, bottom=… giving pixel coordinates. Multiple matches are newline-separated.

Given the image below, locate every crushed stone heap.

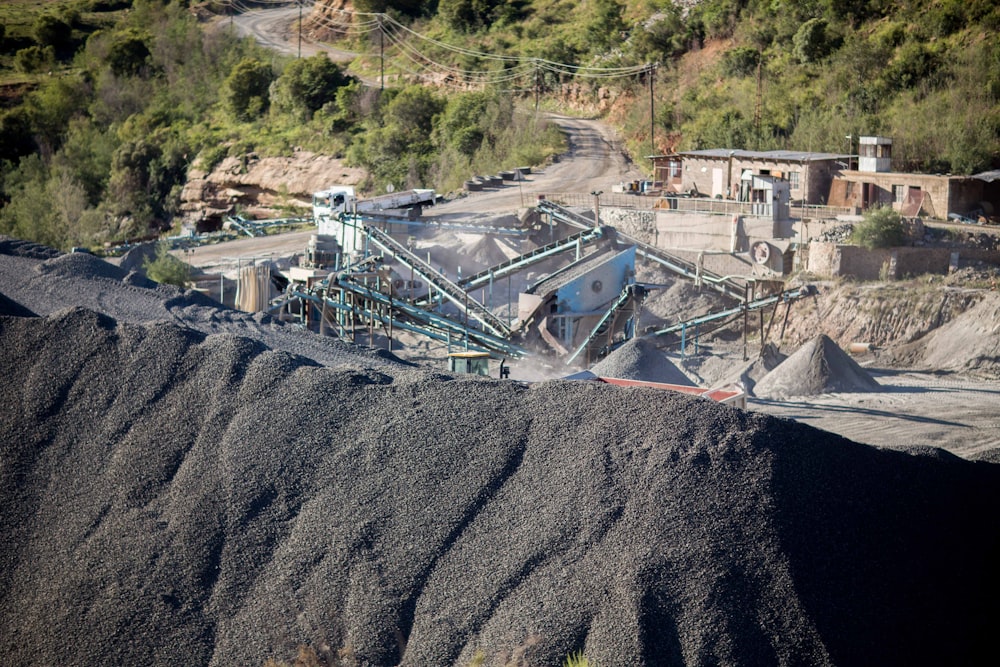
left=753, top=334, right=880, bottom=399
left=589, top=337, right=695, bottom=386
left=2, top=307, right=998, bottom=667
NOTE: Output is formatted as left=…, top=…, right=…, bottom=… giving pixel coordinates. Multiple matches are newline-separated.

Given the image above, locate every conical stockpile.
left=590, top=337, right=695, bottom=386
left=753, top=334, right=880, bottom=399
left=1, top=307, right=998, bottom=667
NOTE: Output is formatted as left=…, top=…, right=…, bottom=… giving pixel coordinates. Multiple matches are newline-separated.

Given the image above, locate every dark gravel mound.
left=0, top=291, right=36, bottom=318
left=0, top=240, right=404, bottom=370
left=591, top=337, right=695, bottom=385
left=36, top=250, right=130, bottom=282
left=117, top=242, right=159, bottom=275
left=2, top=308, right=998, bottom=667
left=0, top=235, right=62, bottom=260
left=754, top=334, right=880, bottom=399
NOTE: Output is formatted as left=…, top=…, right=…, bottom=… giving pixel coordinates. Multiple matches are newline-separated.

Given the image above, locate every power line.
left=227, top=1, right=653, bottom=90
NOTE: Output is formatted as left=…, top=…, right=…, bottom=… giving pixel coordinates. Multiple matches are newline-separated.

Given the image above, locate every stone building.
left=653, top=149, right=848, bottom=205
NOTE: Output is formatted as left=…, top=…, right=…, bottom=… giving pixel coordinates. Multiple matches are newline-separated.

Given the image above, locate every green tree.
left=55, top=118, right=117, bottom=206
left=348, top=86, right=445, bottom=188
left=108, top=139, right=161, bottom=227
left=721, top=46, right=760, bottom=77
left=143, top=242, right=191, bottom=287
left=225, top=58, right=272, bottom=122
left=438, top=0, right=501, bottom=32
left=435, top=92, right=490, bottom=157
left=23, top=76, right=89, bottom=156
left=14, top=45, right=55, bottom=73
left=0, top=108, right=36, bottom=161
left=108, top=29, right=152, bottom=77
left=585, top=0, right=627, bottom=54
left=352, top=0, right=426, bottom=16
left=793, top=18, right=831, bottom=64
left=851, top=207, right=905, bottom=249
left=33, top=13, right=73, bottom=53
left=0, top=155, right=61, bottom=248
left=630, top=7, right=688, bottom=62
left=271, top=54, right=351, bottom=121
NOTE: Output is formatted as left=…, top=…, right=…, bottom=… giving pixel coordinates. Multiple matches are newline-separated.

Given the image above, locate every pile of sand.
left=466, top=234, right=513, bottom=268
left=590, top=337, right=695, bottom=386
left=754, top=334, right=880, bottom=399
left=917, top=291, right=1000, bottom=374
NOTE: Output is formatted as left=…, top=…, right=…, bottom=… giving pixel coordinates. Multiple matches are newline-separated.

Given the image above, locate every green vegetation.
left=142, top=241, right=191, bottom=287
left=1, top=0, right=997, bottom=252
left=851, top=207, right=906, bottom=249
left=563, top=650, right=594, bottom=667
left=0, top=1, right=562, bottom=251
left=344, top=0, right=998, bottom=174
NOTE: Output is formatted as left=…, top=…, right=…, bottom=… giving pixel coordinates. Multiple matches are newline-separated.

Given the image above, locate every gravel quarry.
left=2, top=235, right=1000, bottom=667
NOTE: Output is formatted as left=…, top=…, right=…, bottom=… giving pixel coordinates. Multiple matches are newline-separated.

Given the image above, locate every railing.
left=539, top=194, right=857, bottom=220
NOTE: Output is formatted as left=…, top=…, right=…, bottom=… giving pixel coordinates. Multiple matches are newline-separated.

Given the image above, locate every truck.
left=311, top=186, right=436, bottom=223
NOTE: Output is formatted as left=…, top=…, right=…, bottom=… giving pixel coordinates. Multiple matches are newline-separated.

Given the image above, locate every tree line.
left=0, top=0, right=562, bottom=251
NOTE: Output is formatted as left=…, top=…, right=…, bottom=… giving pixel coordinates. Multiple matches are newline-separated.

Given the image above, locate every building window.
left=788, top=171, right=800, bottom=190
left=893, top=185, right=906, bottom=203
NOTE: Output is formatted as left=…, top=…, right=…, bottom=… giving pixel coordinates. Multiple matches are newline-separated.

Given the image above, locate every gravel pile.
left=466, top=234, right=516, bottom=268
left=591, top=337, right=695, bottom=385
left=0, top=235, right=61, bottom=260
left=753, top=334, right=880, bottom=399
left=2, top=237, right=999, bottom=667
left=0, top=237, right=400, bottom=371
left=918, top=291, right=1000, bottom=374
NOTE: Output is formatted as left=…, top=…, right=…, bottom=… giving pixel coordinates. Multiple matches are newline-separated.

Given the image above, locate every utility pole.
left=753, top=51, right=763, bottom=149
left=297, top=1, right=302, bottom=59
left=379, top=15, right=384, bottom=91
left=648, top=63, right=656, bottom=160
left=534, top=62, right=541, bottom=112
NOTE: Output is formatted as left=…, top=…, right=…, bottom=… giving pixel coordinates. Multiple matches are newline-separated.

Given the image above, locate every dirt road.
left=429, top=114, right=645, bottom=217
left=229, top=4, right=355, bottom=61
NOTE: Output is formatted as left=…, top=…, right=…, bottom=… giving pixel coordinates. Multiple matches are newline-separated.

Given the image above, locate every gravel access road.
left=229, top=4, right=355, bottom=61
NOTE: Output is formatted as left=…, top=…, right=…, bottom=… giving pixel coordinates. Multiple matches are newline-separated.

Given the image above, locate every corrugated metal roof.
left=677, top=149, right=850, bottom=162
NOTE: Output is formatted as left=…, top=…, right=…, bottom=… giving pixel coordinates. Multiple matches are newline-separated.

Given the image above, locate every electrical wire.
left=226, top=1, right=655, bottom=89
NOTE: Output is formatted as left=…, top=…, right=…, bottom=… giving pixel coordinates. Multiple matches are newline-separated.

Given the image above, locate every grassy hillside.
left=1, top=0, right=998, bottom=250
left=346, top=0, right=999, bottom=173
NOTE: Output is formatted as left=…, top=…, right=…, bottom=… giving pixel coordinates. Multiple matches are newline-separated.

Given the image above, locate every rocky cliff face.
left=180, top=151, right=366, bottom=231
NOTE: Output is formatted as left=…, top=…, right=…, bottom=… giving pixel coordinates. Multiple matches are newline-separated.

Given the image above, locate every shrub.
left=33, top=13, right=73, bottom=51
left=107, top=30, right=152, bottom=77
left=143, top=242, right=191, bottom=287
left=271, top=54, right=351, bottom=121
left=225, top=58, right=273, bottom=122
left=14, top=45, right=55, bottom=73
left=722, top=46, right=760, bottom=77
left=793, top=18, right=831, bottom=64
left=851, top=207, right=906, bottom=249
